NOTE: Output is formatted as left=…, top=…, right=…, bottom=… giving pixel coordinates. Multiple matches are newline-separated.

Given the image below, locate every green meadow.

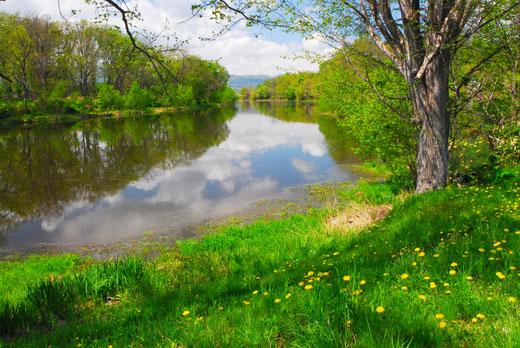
left=1, top=167, right=519, bottom=347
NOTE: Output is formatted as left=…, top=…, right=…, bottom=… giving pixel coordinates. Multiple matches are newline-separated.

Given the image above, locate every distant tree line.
left=0, top=13, right=237, bottom=117
left=240, top=72, right=319, bottom=101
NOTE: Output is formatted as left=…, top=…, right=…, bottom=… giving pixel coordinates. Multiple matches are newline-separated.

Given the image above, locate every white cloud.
left=1, top=0, right=332, bottom=75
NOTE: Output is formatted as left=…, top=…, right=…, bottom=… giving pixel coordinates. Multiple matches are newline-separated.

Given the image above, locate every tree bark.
left=411, top=53, right=450, bottom=193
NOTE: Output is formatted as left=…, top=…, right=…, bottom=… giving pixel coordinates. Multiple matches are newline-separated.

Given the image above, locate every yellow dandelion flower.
left=443, top=283, right=450, bottom=287
left=263, top=292, right=268, bottom=295
left=383, top=273, right=389, bottom=276
left=435, top=313, right=444, bottom=319
left=508, top=297, right=516, bottom=303
left=197, top=317, right=203, bottom=321
left=286, top=293, right=292, bottom=299
left=360, top=280, right=366, bottom=285
left=466, top=276, right=474, bottom=280
left=243, top=301, right=250, bottom=305
left=305, top=285, right=313, bottom=290
left=274, top=299, right=281, bottom=303
left=347, top=320, right=351, bottom=326
left=401, top=273, right=409, bottom=279
left=414, top=248, right=421, bottom=252
left=412, top=262, right=417, bottom=266
left=476, top=313, right=485, bottom=319
left=472, top=318, right=477, bottom=323
left=478, top=248, right=485, bottom=252
left=438, top=321, right=447, bottom=328
left=418, top=252, right=426, bottom=257
left=451, top=262, right=458, bottom=267
left=401, top=286, right=408, bottom=291
left=182, top=311, right=190, bottom=316
left=343, top=275, right=351, bottom=281
left=307, top=271, right=314, bottom=276
left=496, top=272, right=506, bottom=279
left=299, top=281, right=305, bottom=286
left=253, top=290, right=259, bottom=295
left=219, top=307, right=223, bottom=310
left=424, top=276, right=431, bottom=280
left=493, top=242, right=501, bottom=247
left=434, top=254, right=440, bottom=258
left=430, top=282, right=437, bottom=289
left=419, top=295, right=426, bottom=301
left=449, top=270, right=457, bottom=275
left=445, top=290, right=451, bottom=294
left=376, top=306, right=385, bottom=313
left=487, top=297, right=493, bottom=301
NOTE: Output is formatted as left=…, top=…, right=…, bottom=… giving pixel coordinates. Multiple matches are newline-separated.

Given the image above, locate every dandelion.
left=430, top=282, right=437, bottom=289
left=401, top=286, right=408, bottom=291
left=412, top=262, right=417, bottom=266
left=343, top=275, right=351, bottom=281
left=496, top=272, right=506, bottom=279
left=493, top=242, right=501, bottom=247
left=307, top=271, right=315, bottom=276
left=487, top=297, right=493, bottom=301
left=401, top=273, right=409, bottom=279
left=305, top=285, right=313, bottom=290
left=466, top=276, right=474, bottom=280
left=182, top=311, right=190, bottom=316
left=472, top=318, right=477, bottom=323
left=197, top=317, right=203, bottom=321
left=418, top=252, right=426, bottom=257
left=376, top=306, right=385, bottom=313
left=435, top=313, right=444, bottom=319
left=434, top=254, right=440, bottom=258
left=299, top=281, right=305, bottom=286
left=415, top=248, right=421, bottom=252
left=253, top=290, right=259, bottom=295
left=424, top=276, right=431, bottom=280
left=243, top=301, right=250, bottom=305
left=419, top=295, right=426, bottom=301
left=445, top=290, right=451, bottom=294
left=449, top=270, right=457, bottom=275
left=443, top=283, right=450, bottom=287
left=275, top=299, right=281, bottom=303
left=347, top=320, right=351, bottom=326
left=476, top=314, right=485, bottom=319
left=478, top=248, right=485, bottom=252
left=218, top=307, right=223, bottom=310
left=263, top=292, right=268, bottom=295
left=438, top=321, right=447, bottom=328
left=286, top=293, right=292, bottom=299
left=451, top=262, right=458, bottom=267
left=508, top=297, right=516, bottom=303
left=360, top=280, right=366, bottom=285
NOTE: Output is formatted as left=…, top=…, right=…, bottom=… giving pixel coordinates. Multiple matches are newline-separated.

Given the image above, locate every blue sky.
left=1, top=0, right=333, bottom=75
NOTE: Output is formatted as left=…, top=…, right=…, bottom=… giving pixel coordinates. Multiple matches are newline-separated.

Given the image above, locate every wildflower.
left=307, top=271, right=314, bottom=276
left=419, top=295, right=426, bottom=301
left=299, top=281, right=305, bottom=286
left=253, top=290, right=259, bottom=295
left=496, top=272, right=506, bottom=279
left=438, top=321, right=447, bottom=328
left=443, top=283, right=450, bottom=287
left=478, top=248, right=485, bottom=252
left=449, top=270, right=457, bottom=275
left=347, top=320, right=351, bottom=326
left=476, top=314, right=485, bottom=319
left=360, top=280, right=366, bottom=285
left=383, top=273, right=389, bottom=276
left=274, top=299, right=281, bottom=303
left=412, top=262, right=417, bottom=266
left=263, top=292, right=268, bottom=295
left=305, top=285, right=313, bottom=290
left=197, top=317, right=203, bottom=321
left=487, top=297, right=493, bottom=301
left=343, top=275, right=351, bottom=281
left=451, top=262, right=458, bottom=267
left=418, top=252, right=426, bottom=257
left=243, top=301, right=250, bottom=305
left=424, top=276, right=431, bottom=280
left=493, top=242, right=501, bottom=247
left=435, top=313, right=444, bottom=319
left=182, top=311, right=190, bottom=316
left=466, top=276, right=474, bottom=280
left=376, top=306, right=385, bottom=313
left=219, top=307, right=223, bottom=310
left=401, top=273, right=409, bottom=279
left=445, top=290, right=451, bottom=294
left=508, top=297, right=516, bottom=303
left=434, top=254, right=440, bottom=258
left=430, top=282, right=437, bottom=289
left=401, top=286, right=408, bottom=291
left=472, top=318, right=477, bottom=323
left=286, top=293, right=292, bottom=299
left=415, top=248, right=421, bottom=252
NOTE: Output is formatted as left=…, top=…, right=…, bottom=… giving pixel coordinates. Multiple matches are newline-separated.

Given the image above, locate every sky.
left=1, top=0, right=334, bottom=76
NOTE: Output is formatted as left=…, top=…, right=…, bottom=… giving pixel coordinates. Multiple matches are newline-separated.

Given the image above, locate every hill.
left=228, top=75, right=274, bottom=91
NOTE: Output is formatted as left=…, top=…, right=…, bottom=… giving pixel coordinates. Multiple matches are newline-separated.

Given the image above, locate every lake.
left=0, top=102, right=364, bottom=252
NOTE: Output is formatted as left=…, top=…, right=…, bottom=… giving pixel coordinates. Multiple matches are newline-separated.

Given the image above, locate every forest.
left=0, top=13, right=237, bottom=118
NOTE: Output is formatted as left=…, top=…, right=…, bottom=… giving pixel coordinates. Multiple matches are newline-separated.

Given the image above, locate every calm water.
left=0, top=102, right=363, bottom=251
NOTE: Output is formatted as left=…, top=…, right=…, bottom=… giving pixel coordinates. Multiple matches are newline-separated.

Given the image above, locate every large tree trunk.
left=411, top=54, right=450, bottom=193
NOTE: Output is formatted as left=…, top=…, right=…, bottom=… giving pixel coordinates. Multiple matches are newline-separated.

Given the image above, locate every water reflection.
left=0, top=102, right=361, bottom=249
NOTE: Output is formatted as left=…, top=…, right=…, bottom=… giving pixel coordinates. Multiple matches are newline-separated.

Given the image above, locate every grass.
left=1, top=172, right=519, bottom=347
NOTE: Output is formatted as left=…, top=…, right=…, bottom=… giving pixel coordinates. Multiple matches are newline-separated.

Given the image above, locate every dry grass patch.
left=326, top=202, right=393, bottom=234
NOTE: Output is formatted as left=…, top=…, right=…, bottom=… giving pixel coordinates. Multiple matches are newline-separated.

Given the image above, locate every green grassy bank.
left=1, top=171, right=520, bottom=347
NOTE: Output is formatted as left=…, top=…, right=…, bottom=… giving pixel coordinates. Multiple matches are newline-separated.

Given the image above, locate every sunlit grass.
left=1, top=172, right=519, bottom=346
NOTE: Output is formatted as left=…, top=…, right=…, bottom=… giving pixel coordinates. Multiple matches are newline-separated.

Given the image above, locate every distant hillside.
left=228, top=75, right=274, bottom=92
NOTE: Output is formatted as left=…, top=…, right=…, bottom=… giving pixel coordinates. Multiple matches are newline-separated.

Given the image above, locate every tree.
left=193, top=0, right=519, bottom=192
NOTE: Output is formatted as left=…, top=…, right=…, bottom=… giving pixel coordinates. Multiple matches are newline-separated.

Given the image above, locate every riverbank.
left=1, top=167, right=519, bottom=346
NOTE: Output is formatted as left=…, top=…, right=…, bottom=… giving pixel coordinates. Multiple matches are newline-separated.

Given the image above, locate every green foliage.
left=319, top=41, right=417, bottom=187
left=124, top=81, right=151, bottom=110
left=243, top=72, right=319, bottom=101
left=96, top=83, right=124, bottom=111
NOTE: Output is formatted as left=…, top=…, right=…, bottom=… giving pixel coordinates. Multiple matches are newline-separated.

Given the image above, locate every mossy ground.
left=1, top=168, right=519, bottom=347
